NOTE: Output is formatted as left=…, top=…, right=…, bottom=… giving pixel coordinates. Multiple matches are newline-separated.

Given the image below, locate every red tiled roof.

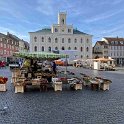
left=103, top=37, right=124, bottom=46
left=97, top=41, right=108, bottom=45
left=104, top=37, right=124, bottom=41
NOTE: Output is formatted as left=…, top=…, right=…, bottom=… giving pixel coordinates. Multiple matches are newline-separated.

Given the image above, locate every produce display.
left=0, top=76, right=8, bottom=84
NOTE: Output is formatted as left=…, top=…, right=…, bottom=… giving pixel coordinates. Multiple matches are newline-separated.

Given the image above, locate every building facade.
left=29, top=12, right=93, bottom=59
left=102, top=37, right=124, bottom=66
left=93, top=37, right=124, bottom=66
left=0, top=32, right=29, bottom=61
left=0, top=33, right=19, bottom=59
left=93, top=41, right=108, bottom=59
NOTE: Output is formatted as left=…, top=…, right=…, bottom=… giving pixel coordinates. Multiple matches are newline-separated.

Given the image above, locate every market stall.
left=0, top=76, right=8, bottom=91
left=93, top=58, right=115, bottom=70
left=12, top=52, right=68, bottom=93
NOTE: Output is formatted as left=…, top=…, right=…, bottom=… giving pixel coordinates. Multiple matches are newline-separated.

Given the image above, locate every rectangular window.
left=1, top=50, right=3, bottom=54
left=4, top=50, right=6, bottom=54
left=62, top=38, right=64, bottom=43
left=4, top=44, right=6, bottom=48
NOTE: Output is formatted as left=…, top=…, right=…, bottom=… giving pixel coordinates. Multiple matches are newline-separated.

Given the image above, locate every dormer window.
left=68, top=29, right=71, bottom=33
left=115, top=41, right=118, bottom=45
left=55, top=28, right=58, bottom=32
left=111, top=41, right=114, bottom=44
left=120, top=41, right=124, bottom=44
left=62, top=29, right=64, bottom=32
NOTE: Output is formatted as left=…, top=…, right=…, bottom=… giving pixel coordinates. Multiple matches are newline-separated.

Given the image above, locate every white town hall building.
left=29, top=12, right=93, bottom=59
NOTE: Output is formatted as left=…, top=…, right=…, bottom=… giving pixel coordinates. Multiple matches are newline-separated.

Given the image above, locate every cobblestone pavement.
left=0, top=67, right=124, bottom=124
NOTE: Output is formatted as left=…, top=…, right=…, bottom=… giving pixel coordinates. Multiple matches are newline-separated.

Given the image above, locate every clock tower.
left=58, top=12, right=66, bottom=25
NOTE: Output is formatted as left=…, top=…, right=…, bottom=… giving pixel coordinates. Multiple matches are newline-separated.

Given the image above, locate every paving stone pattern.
left=0, top=67, right=124, bottom=124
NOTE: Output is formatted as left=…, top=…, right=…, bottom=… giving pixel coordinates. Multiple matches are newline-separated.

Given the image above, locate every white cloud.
left=85, top=9, right=124, bottom=23
left=112, top=0, right=123, bottom=4
left=93, top=23, right=124, bottom=42
left=36, top=0, right=55, bottom=15
left=0, top=26, right=29, bottom=41
left=36, top=0, right=83, bottom=16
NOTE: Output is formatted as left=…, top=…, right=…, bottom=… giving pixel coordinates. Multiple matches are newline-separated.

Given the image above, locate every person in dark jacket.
left=52, top=61, right=57, bottom=74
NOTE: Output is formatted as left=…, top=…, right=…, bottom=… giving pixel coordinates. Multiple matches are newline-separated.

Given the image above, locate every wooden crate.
left=0, top=83, right=7, bottom=91
left=53, top=82, right=62, bottom=91
left=15, top=85, right=24, bottom=93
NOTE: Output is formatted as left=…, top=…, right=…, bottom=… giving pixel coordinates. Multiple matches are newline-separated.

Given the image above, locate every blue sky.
left=0, top=0, right=124, bottom=45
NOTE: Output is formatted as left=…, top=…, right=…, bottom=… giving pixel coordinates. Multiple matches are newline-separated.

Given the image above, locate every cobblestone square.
left=0, top=67, right=124, bottom=124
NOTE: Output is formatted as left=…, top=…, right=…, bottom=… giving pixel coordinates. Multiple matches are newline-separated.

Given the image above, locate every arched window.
left=86, top=47, right=89, bottom=52
left=87, top=55, right=89, bottom=58
left=42, top=37, right=44, bottom=42
left=68, top=29, right=71, bottom=33
left=80, top=47, right=83, bottom=52
left=41, top=46, right=44, bottom=51
left=62, top=19, right=64, bottom=24
left=34, top=36, right=37, bottom=42
left=34, top=46, right=37, bottom=51
left=48, top=37, right=51, bottom=43
left=62, top=46, right=65, bottom=50
left=81, top=55, right=83, bottom=58
left=55, top=28, right=58, bottom=32
left=48, top=46, right=51, bottom=52
left=74, top=47, right=77, bottom=50
left=87, top=38, right=89, bottom=43
left=55, top=38, right=58, bottom=43
left=68, top=38, right=71, bottom=43
left=68, top=47, right=71, bottom=50
left=74, top=38, right=77, bottom=43
left=81, top=38, right=83, bottom=43
left=55, top=47, right=58, bottom=50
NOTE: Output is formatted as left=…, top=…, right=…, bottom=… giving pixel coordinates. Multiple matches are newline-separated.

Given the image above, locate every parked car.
left=9, top=61, right=19, bottom=69
left=0, top=61, right=6, bottom=67
left=55, top=59, right=67, bottom=66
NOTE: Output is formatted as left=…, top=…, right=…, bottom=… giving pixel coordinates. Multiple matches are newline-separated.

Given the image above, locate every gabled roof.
left=0, top=33, right=6, bottom=38
left=73, top=29, right=88, bottom=35
left=7, top=33, right=21, bottom=41
left=98, top=41, right=108, bottom=45
left=103, top=37, right=124, bottom=41
left=94, top=41, right=107, bottom=48
left=29, top=28, right=51, bottom=34
left=103, top=37, right=124, bottom=46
